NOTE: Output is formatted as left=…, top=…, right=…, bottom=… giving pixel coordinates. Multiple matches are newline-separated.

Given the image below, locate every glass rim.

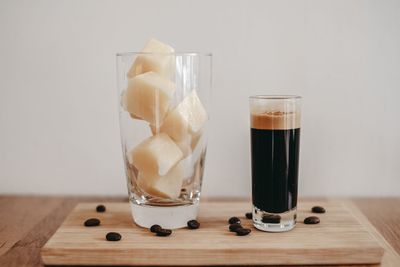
left=116, top=51, right=213, bottom=57
left=249, top=95, right=302, bottom=100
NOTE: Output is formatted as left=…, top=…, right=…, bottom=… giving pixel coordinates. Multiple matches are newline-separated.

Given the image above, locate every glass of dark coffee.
left=249, top=95, right=301, bottom=232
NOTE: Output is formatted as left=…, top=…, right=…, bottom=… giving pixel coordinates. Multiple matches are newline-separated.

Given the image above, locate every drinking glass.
left=249, top=95, right=301, bottom=232
left=116, top=52, right=212, bottom=229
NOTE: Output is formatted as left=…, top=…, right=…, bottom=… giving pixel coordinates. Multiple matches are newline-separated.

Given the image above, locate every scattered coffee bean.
left=228, top=217, right=240, bottom=224
left=156, top=228, right=172, bottom=236
left=84, top=218, right=100, bottom=227
left=150, top=224, right=162, bottom=233
left=106, top=232, right=121, bottom=241
left=245, top=212, right=252, bottom=219
left=304, top=216, right=320, bottom=224
left=236, top=228, right=251, bottom=236
left=187, top=220, right=200, bottom=229
left=311, top=206, right=326, bottom=214
left=229, top=224, right=243, bottom=232
left=96, top=204, right=106, bottom=212
left=262, top=214, right=281, bottom=224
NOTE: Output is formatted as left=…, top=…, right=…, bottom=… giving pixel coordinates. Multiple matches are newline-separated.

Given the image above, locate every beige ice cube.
left=137, top=161, right=184, bottom=199
left=123, top=71, right=175, bottom=125
left=122, top=90, right=150, bottom=121
left=191, top=129, right=203, bottom=151
left=127, top=39, right=175, bottom=79
left=128, top=133, right=183, bottom=176
left=175, top=135, right=193, bottom=157
left=180, top=132, right=206, bottom=179
left=160, top=90, right=207, bottom=142
left=171, top=129, right=204, bottom=157
left=150, top=124, right=192, bottom=156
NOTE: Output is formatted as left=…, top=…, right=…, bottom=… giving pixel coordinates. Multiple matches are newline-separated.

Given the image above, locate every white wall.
left=1, top=0, right=399, bottom=197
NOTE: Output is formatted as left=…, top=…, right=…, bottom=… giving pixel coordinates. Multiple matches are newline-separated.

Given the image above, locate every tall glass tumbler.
left=249, top=95, right=301, bottom=232
left=116, top=52, right=212, bottom=229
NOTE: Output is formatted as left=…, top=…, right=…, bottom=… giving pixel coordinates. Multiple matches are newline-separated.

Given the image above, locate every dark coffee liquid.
left=251, top=128, right=300, bottom=213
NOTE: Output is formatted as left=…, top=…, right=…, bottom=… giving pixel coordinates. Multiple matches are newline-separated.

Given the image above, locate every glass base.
left=252, top=205, right=296, bottom=232
left=130, top=202, right=199, bottom=229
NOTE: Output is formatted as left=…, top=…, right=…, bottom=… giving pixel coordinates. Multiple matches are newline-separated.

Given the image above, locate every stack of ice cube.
left=122, top=39, right=207, bottom=199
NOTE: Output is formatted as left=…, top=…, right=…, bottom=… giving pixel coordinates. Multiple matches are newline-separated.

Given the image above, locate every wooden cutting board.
left=41, top=200, right=384, bottom=266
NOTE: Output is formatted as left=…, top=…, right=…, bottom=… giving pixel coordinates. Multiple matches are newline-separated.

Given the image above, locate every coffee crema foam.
left=251, top=111, right=301, bottom=130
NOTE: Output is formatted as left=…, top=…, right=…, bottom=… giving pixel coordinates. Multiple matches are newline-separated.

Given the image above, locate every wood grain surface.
left=0, top=196, right=399, bottom=267
left=352, top=198, right=400, bottom=256
left=343, top=200, right=400, bottom=267
left=41, top=200, right=384, bottom=266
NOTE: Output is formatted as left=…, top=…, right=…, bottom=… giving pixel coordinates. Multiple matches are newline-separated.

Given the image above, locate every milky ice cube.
left=175, top=135, right=193, bottom=157
left=160, top=90, right=207, bottom=142
left=128, top=133, right=183, bottom=176
left=123, top=71, right=175, bottom=125
left=137, top=161, right=184, bottom=199
left=122, top=91, right=142, bottom=120
left=180, top=132, right=206, bottom=179
left=127, top=39, right=175, bottom=79
left=191, top=129, right=203, bottom=151
left=149, top=123, right=192, bottom=157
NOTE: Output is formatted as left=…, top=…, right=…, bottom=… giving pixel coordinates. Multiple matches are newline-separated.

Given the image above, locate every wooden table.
left=0, top=196, right=399, bottom=267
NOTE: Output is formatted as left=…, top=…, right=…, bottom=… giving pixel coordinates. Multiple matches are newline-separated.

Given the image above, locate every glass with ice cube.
left=116, top=45, right=211, bottom=229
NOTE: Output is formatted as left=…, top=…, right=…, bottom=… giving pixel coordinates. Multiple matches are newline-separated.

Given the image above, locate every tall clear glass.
left=116, top=52, right=212, bottom=229
left=249, top=95, right=301, bottom=232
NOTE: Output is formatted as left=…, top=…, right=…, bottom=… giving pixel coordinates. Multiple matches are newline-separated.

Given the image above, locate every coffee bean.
left=245, top=212, right=252, bottom=219
left=262, top=214, right=281, bottom=224
left=96, top=204, right=106, bottom=212
left=304, top=216, right=320, bottom=224
left=156, top=228, right=172, bottom=236
left=187, top=220, right=200, bottom=229
left=228, top=217, right=240, bottom=224
left=236, top=228, right=251, bottom=236
left=229, top=224, right=243, bottom=232
left=96, top=205, right=106, bottom=212
left=106, top=232, right=121, bottom=241
left=84, top=218, right=100, bottom=227
left=150, top=224, right=162, bottom=233
left=311, top=206, right=326, bottom=214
